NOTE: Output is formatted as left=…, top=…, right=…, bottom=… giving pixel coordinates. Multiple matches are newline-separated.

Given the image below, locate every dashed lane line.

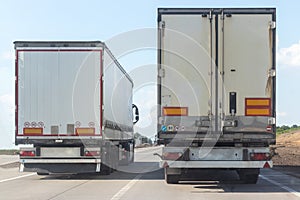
left=260, top=175, right=300, bottom=198
left=110, top=174, right=142, bottom=200
left=0, top=173, right=36, bottom=183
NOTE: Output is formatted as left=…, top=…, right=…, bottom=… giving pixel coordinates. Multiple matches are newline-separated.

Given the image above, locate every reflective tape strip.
left=245, top=98, right=271, bottom=116
left=246, top=108, right=271, bottom=116
left=246, top=99, right=270, bottom=106
left=163, top=107, right=188, bottom=116
left=75, top=128, right=95, bottom=135
left=23, top=128, right=43, bottom=135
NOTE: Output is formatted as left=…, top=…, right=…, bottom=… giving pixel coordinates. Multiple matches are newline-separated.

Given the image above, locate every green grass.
left=276, top=127, right=300, bottom=135
left=0, top=149, right=19, bottom=155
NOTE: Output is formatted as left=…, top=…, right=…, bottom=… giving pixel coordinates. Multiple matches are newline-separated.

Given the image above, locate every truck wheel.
left=131, top=150, right=135, bottom=163
left=100, top=163, right=111, bottom=175
left=119, top=142, right=130, bottom=165
left=130, top=141, right=134, bottom=163
left=37, top=172, right=49, bottom=176
left=237, top=169, right=260, bottom=184
left=100, top=143, right=112, bottom=175
left=112, top=145, right=119, bottom=171
left=165, top=168, right=180, bottom=184
left=165, top=174, right=180, bottom=184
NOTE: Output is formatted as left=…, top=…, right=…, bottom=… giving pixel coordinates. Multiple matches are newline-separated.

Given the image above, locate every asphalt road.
left=0, top=155, right=18, bottom=166
left=0, top=146, right=300, bottom=200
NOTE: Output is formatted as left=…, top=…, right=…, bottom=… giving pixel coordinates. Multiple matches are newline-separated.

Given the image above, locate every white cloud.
left=277, top=112, right=287, bottom=117
left=0, top=93, right=15, bottom=149
left=1, top=50, right=14, bottom=60
left=0, top=94, right=14, bottom=107
left=277, top=41, right=300, bottom=68
left=0, top=94, right=14, bottom=126
left=133, top=85, right=156, bottom=129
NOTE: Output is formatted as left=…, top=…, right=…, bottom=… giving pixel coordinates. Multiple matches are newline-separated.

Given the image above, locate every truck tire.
left=119, top=142, right=130, bottom=165
left=130, top=141, right=134, bottom=163
left=100, top=163, right=111, bottom=175
left=165, top=168, right=180, bottom=184
left=165, top=174, right=180, bottom=184
left=111, top=144, right=119, bottom=171
left=37, top=172, right=49, bottom=176
left=237, top=169, right=260, bottom=184
left=100, top=143, right=112, bottom=175
left=131, top=149, right=134, bottom=163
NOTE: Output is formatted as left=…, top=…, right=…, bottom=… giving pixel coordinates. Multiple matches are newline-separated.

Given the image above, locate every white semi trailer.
left=15, top=41, right=139, bottom=175
left=157, top=8, right=276, bottom=184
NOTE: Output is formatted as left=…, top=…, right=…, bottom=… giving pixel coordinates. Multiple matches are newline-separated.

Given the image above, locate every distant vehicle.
left=15, top=41, right=139, bottom=175
left=157, top=8, right=276, bottom=184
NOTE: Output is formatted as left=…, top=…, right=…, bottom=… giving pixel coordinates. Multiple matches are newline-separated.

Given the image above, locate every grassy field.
left=276, top=126, right=300, bottom=135
left=0, top=149, right=19, bottom=155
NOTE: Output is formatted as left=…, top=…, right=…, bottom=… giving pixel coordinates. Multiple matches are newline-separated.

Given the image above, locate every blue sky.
left=0, top=0, right=300, bottom=148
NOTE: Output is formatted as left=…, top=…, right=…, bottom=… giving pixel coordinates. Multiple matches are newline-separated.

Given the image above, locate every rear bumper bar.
left=16, top=137, right=103, bottom=146
left=159, top=160, right=273, bottom=168
left=20, top=158, right=101, bottom=173
left=20, top=158, right=101, bottom=164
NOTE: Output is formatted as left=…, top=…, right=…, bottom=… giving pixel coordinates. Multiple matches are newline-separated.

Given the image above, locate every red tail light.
left=250, top=153, right=270, bottom=161
left=162, top=152, right=182, bottom=160
left=266, top=126, right=272, bottom=132
left=85, top=151, right=100, bottom=157
left=20, top=151, right=35, bottom=157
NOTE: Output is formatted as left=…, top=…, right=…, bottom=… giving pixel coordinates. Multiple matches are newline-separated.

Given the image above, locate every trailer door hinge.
left=158, top=68, right=165, bottom=78
left=159, top=21, right=165, bottom=29
left=209, top=10, right=212, bottom=20
left=268, top=69, right=276, bottom=77
left=159, top=21, right=165, bottom=37
left=220, top=11, right=224, bottom=20
left=269, top=21, right=276, bottom=29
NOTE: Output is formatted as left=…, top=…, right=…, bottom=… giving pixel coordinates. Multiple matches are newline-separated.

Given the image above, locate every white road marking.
left=260, top=175, right=300, bottom=198
left=0, top=161, right=17, bottom=166
left=0, top=173, right=36, bottom=183
left=110, top=174, right=142, bottom=200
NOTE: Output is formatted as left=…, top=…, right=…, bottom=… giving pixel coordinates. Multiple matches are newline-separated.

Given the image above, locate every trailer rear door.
left=220, top=11, right=275, bottom=117
left=158, top=13, right=214, bottom=117
left=158, top=8, right=276, bottom=142
left=16, top=46, right=102, bottom=140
